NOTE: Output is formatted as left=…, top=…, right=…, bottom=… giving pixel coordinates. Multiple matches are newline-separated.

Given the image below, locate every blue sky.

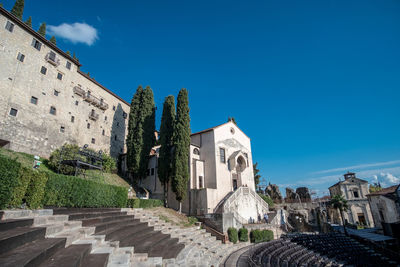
left=5, top=0, right=400, bottom=196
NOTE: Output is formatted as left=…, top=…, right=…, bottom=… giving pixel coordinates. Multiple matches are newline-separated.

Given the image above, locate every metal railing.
left=45, top=52, right=60, bottom=66
left=89, top=111, right=99, bottom=121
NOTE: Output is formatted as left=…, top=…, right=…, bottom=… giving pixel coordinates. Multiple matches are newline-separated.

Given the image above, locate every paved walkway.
left=222, top=243, right=264, bottom=267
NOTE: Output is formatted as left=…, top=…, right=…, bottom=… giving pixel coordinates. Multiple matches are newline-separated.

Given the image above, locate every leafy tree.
left=72, top=52, right=79, bottom=62
left=11, top=0, right=24, bottom=20
left=50, top=36, right=56, bottom=45
left=228, top=117, right=237, bottom=125
left=126, top=86, right=144, bottom=183
left=253, top=162, right=261, bottom=187
left=369, top=183, right=382, bottom=193
left=172, top=88, right=190, bottom=213
left=258, top=193, right=274, bottom=207
left=0, top=3, right=3, bottom=8
left=38, top=22, right=46, bottom=37
left=138, top=86, right=156, bottom=179
left=158, top=95, right=175, bottom=207
left=331, top=194, right=349, bottom=236
left=25, top=16, right=32, bottom=27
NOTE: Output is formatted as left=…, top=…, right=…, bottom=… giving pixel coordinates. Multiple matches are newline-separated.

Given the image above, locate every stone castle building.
left=140, top=121, right=269, bottom=232
left=329, top=172, right=374, bottom=227
left=0, top=7, right=129, bottom=158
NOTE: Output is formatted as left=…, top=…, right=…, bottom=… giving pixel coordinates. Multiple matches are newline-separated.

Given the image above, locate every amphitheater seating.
left=248, top=232, right=399, bottom=267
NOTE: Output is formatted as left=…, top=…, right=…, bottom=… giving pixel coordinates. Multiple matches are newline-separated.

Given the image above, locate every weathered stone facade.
left=329, top=172, right=374, bottom=227
left=264, top=183, right=283, bottom=203
left=0, top=8, right=129, bottom=158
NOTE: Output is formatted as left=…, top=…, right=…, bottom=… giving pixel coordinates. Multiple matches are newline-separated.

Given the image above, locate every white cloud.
left=47, top=22, right=98, bottom=46
left=312, top=160, right=400, bottom=175
left=373, top=172, right=400, bottom=187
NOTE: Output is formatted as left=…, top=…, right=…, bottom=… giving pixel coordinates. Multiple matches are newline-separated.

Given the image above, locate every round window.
left=230, top=127, right=235, bottom=134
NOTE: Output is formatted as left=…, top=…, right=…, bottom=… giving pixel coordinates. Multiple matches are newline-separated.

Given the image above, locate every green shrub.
left=228, top=227, right=238, bottom=244
left=9, top=167, right=33, bottom=207
left=25, top=170, right=48, bottom=209
left=48, top=144, right=115, bottom=175
left=43, top=173, right=127, bottom=208
left=239, top=227, right=249, bottom=242
left=0, top=155, right=21, bottom=209
left=250, top=229, right=274, bottom=243
left=102, top=154, right=116, bottom=173
left=258, top=193, right=274, bottom=207
left=127, top=198, right=140, bottom=208
left=188, top=216, right=198, bottom=225
left=126, top=198, right=163, bottom=209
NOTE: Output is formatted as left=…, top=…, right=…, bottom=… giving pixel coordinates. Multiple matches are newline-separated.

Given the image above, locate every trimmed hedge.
left=9, top=167, right=32, bottom=207
left=250, top=229, right=274, bottom=243
left=127, top=198, right=163, bottom=209
left=228, top=227, right=238, bottom=244
left=0, top=155, right=21, bottom=209
left=239, top=227, right=249, bottom=242
left=25, top=170, right=48, bottom=209
left=43, top=173, right=128, bottom=208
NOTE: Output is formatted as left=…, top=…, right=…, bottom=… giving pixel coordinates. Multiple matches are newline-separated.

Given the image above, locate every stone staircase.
left=0, top=208, right=248, bottom=267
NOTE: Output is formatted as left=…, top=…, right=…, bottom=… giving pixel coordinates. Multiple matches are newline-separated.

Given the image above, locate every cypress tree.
left=25, top=16, right=32, bottom=27
left=73, top=52, right=79, bottom=62
left=66, top=51, right=71, bottom=56
left=172, top=88, right=191, bottom=212
left=158, top=95, right=175, bottom=207
left=38, top=22, right=46, bottom=37
left=11, top=0, right=24, bottom=20
left=50, top=36, right=56, bottom=45
left=126, top=86, right=144, bottom=183
left=138, top=86, right=156, bottom=179
left=228, top=117, right=237, bottom=125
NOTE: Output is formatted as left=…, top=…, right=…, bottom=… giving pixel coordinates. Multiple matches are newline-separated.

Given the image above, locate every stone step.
left=0, top=237, right=66, bottom=267
left=38, top=243, right=92, bottom=267
left=0, top=218, right=33, bottom=231
left=93, top=217, right=139, bottom=233
left=0, top=226, right=46, bottom=254
left=103, top=222, right=151, bottom=242
left=53, top=208, right=122, bottom=215
left=1, top=209, right=53, bottom=220
left=33, top=215, right=69, bottom=226
left=68, top=211, right=127, bottom=221
left=81, top=253, right=109, bottom=267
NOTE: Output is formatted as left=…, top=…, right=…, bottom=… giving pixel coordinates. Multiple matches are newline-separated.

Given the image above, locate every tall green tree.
left=172, top=88, right=191, bottom=213
left=138, top=86, right=156, bottom=179
left=66, top=51, right=71, bottom=56
left=38, top=22, right=46, bottom=37
left=11, top=0, right=24, bottom=20
left=369, top=183, right=382, bottom=193
left=158, top=95, right=176, bottom=207
left=253, top=162, right=261, bottom=187
left=25, top=16, right=32, bottom=27
left=126, top=86, right=144, bottom=183
left=50, top=36, right=57, bottom=45
left=331, top=194, right=349, bottom=236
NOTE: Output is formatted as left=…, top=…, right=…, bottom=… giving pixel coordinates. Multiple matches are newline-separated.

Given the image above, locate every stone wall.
left=0, top=9, right=130, bottom=158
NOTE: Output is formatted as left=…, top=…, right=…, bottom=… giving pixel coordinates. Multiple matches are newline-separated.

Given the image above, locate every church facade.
left=141, top=121, right=269, bottom=232
left=329, top=172, right=374, bottom=227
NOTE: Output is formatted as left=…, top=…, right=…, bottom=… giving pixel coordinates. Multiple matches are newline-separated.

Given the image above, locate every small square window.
left=9, top=108, right=18, bottom=116
left=60, top=126, right=65, bottom=133
left=54, top=90, right=59, bottom=96
left=113, top=105, right=116, bottom=111
left=87, top=123, right=90, bottom=129
left=50, top=106, right=56, bottom=115
left=102, top=129, right=105, bottom=136
left=31, top=38, right=42, bottom=51
left=116, top=122, right=119, bottom=127
left=123, top=112, right=127, bottom=119
left=71, top=116, right=75, bottom=123
left=75, top=101, right=79, bottom=106
left=114, top=135, right=117, bottom=141
left=57, top=73, right=63, bottom=80
left=151, top=168, right=154, bottom=176
left=17, top=52, right=25, bottom=62
left=30, top=96, right=38, bottom=105
left=66, top=61, right=71, bottom=70
left=40, top=66, right=47, bottom=75
left=104, top=116, right=107, bottom=121
left=91, top=138, right=95, bottom=144
left=5, top=21, right=14, bottom=32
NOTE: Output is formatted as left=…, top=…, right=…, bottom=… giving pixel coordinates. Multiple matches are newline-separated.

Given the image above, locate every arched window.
left=193, top=148, right=200, bottom=155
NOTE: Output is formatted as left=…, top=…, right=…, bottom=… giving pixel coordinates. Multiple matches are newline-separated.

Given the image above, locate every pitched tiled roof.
left=367, top=185, right=399, bottom=197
